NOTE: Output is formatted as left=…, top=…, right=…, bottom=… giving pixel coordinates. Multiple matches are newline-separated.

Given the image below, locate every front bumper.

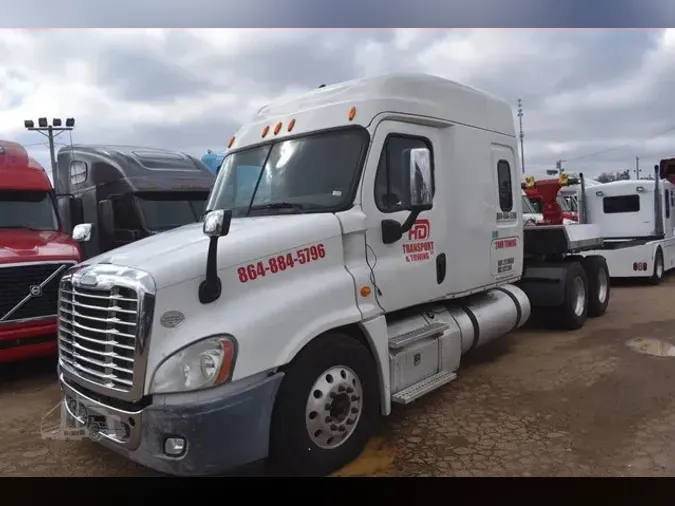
left=60, top=372, right=284, bottom=476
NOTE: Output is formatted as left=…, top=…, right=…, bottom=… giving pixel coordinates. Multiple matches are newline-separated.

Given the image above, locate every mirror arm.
left=399, top=206, right=424, bottom=235
left=199, top=237, right=222, bottom=304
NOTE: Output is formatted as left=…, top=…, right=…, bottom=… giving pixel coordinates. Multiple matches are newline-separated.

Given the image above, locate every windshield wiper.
left=248, top=202, right=305, bottom=212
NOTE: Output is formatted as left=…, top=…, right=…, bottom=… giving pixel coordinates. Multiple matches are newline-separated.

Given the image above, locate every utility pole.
left=24, top=117, right=75, bottom=189
left=517, top=98, right=525, bottom=173
left=635, top=156, right=640, bottom=180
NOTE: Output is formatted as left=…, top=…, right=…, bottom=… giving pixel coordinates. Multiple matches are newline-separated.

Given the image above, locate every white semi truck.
left=57, top=73, right=611, bottom=477
left=582, top=166, right=675, bottom=283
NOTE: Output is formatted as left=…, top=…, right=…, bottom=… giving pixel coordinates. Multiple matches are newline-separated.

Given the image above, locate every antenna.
left=517, top=98, right=525, bottom=174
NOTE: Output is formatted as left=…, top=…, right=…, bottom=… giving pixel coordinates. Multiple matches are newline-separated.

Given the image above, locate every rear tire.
left=555, top=261, right=588, bottom=330
left=648, top=247, right=664, bottom=285
left=582, top=256, right=610, bottom=318
left=268, top=333, right=380, bottom=476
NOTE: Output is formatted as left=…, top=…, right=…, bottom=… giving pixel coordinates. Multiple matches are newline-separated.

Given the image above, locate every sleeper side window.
left=666, top=190, right=671, bottom=219
left=497, top=160, right=513, bottom=212
left=374, top=135, right=435, bottom=213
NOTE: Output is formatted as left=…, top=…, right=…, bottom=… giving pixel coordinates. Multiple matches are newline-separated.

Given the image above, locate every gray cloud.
left=4, top=28, right=675, bottom=181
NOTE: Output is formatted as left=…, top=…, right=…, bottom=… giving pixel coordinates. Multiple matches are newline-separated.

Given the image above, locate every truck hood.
left=87, top=213, right=344, bottom=289
left=0, top=229, right=81, bottom=265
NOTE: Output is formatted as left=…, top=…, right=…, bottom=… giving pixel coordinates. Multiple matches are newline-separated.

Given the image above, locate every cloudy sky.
left=2, top=28, right=675, bottom=181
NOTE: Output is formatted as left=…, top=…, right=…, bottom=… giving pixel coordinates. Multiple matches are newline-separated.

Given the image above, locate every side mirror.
left=203, top=209, right=233, bottom=238
left=98, top=199, right=115, bottom=239
left=408, top=148, right=433, bottom=210
left=72, top=223, right=92, bottom=243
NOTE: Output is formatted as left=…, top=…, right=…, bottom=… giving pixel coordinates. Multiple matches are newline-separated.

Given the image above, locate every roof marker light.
left=274, top=122, right=282, bottom=135
left=262, top=125, right=270, bottom=138
left=228, top=137, right=235, bottom=149
left=288, top=119, right=296, bottom=132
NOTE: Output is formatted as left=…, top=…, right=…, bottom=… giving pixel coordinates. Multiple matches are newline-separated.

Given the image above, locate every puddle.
left=625, top=337, right=675, bottom=358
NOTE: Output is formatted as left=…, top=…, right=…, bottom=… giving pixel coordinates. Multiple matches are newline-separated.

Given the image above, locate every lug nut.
left=338, top=386, right=346, bottom=392
left=338, top=425, right=346, bottom=432
left=346, top=418, right=355, bottom=425
left=325, top=403, right=331, bottom=410
left=325, top=416, right=331, bottom=423
left=351, top=407, right=358, bottom=414
left=330, top=392, right=336, bottom=398
left=330, top=424, right=338, bottom=431
left=347, top=387, right=354, bottom=393
left=350, top=395, right=359, bottom=401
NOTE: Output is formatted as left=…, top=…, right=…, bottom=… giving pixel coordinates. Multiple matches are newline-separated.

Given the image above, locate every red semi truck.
left=0, top=140, right=82, bottom=363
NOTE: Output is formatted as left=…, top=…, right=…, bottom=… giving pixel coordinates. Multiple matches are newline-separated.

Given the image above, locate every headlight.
left=150, top=335, right=237, bottom=394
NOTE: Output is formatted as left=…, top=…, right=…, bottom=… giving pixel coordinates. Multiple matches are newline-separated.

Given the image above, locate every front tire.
left=649, top=247, right=665, bottom=285
left=269, top=333, right=380, bottom=476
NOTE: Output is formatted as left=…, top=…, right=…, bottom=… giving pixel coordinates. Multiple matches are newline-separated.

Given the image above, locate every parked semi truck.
left=0, top=140, right=81, bottom=363
left=55, top=145, right=215, bottom=259
left=57, top=73, right=611, bottom=477
left=582, top=163, right=675, bottom=284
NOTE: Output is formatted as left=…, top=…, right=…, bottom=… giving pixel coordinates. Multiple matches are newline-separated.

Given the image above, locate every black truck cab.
left=55, top=145, right=215, bottom=260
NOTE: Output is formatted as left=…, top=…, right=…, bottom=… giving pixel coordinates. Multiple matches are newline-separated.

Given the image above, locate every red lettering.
left=408, top=219, right=430, bottom=241
left=237, top=243, right=328, bottom=283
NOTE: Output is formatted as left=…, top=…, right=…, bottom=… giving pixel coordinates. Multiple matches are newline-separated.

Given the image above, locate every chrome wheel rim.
left=597, top=268, right=609, bottom=304
left=305, top=366, right=363, bottom=450
left=573, top=276, right=587, bottom=317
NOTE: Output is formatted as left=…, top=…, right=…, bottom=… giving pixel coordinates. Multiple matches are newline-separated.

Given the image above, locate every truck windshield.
left=206, top=127, right=369, bottom=217
left=0, top=190, right=59, bottom=231
left=135, top=194, right=208, bottom=231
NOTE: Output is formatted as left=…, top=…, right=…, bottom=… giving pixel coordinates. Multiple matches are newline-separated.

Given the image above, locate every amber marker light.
left=262, top=125, right=270, bottom=138
left=274, top=122, right=282, bottom=135
left=227, top=136, right=235, bottom=148
left=288, top=119, right=296, bottom=132
left=360, top=286, right=371, bottom=297
left=348, top=106, right=356, bottom=121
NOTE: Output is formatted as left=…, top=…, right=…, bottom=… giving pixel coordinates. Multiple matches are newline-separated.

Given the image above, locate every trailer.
left=56, top=73, right=611, bottom=477
left=581, top=165, right=675, bottom=284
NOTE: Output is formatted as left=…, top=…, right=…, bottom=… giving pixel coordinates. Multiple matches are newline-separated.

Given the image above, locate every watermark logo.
left=40, top=400, right=125, bottom=442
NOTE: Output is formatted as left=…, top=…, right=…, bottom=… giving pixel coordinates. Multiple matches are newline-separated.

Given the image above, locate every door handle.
left=436, top=253, right=447, bottom=284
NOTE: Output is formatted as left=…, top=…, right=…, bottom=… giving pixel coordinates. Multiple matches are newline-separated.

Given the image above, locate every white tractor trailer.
left=582, top=165, right=675, bottom=283
left=58, top=73, right=611, bottom=477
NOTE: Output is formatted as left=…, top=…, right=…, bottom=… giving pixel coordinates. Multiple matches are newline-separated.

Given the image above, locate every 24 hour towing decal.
left=402, top=219, right=435, bottom=263
left=237, top=243, right=327, bottom=283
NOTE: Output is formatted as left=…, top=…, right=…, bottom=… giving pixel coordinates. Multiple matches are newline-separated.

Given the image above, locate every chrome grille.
left=58, top=279, right=139, bottom=392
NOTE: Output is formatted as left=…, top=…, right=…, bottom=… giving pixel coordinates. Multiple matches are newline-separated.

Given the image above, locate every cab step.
left=391, top=371, right=457, bottom=405
left=388, top=321, right=449, bottom=350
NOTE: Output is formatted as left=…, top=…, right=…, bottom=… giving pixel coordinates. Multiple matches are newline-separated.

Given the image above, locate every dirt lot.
left=2, top=278, right=675, bottom=477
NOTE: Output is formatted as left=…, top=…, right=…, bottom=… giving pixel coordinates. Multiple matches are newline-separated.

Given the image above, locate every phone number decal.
left=237, top=244, right=327, bottom=283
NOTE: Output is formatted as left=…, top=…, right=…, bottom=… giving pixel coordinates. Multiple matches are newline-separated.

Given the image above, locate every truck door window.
left=602, top=195, right=640, bottom=214
left=375, top=135, right=434, bottom=213
left=112, top=197, right=142, bottom=231
left=497, top=160, right=513, bottom=212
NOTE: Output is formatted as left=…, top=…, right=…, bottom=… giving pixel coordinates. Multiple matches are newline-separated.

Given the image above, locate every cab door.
left=360, top=120, right=447, bottom=313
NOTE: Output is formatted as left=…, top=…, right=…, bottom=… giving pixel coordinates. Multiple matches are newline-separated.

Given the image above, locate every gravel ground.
left=2, top=278, right=675, bottom=477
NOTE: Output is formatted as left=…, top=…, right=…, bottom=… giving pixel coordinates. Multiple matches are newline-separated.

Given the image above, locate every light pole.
left=24, top=117, right=75, bottom=188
